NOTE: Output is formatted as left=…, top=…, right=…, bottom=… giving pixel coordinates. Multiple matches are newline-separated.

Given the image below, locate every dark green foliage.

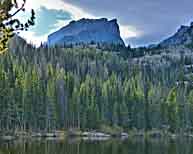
left=0, top=39, right=193, bottom=133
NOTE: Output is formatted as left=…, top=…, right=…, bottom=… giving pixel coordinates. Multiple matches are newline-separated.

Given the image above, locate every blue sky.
left=32, top=7, right=72, bottom=37
left=18, top=0, right=193, bottom=47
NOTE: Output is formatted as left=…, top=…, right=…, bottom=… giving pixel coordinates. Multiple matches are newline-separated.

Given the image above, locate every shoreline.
left=1, top=130, right=193, bottom=141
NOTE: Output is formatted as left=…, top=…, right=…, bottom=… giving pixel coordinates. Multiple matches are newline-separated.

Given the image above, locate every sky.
left=17, top=0, right=193, bottom=47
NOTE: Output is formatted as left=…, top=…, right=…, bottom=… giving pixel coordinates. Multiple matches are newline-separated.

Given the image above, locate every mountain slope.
left=48, top=18, right=125, bottom=46
left=159, top=22, right=193, bottom=47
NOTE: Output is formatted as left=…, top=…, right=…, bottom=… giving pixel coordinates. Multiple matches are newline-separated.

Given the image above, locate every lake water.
left=0, top=138, right=192, bottom=154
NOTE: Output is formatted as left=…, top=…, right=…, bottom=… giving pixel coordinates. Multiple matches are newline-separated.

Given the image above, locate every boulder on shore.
left=82, top=132, right=111, bottom=137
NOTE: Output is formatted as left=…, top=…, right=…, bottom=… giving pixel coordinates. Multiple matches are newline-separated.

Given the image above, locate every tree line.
left=0, top=38, right=193, bottom=133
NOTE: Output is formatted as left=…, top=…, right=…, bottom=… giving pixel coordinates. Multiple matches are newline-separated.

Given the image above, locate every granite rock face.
left=48, top=18, right=125, bottom=46
left=159, top=22, right=193, bottom=47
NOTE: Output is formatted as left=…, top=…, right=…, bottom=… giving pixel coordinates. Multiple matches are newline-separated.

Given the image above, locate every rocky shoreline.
left=1, top=130, right=193, bottom=141
left=0, top=130, right=129, bottom=141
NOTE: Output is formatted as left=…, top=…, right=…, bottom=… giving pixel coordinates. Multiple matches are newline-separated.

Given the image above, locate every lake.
left=0, top=138, right=192, bottom=154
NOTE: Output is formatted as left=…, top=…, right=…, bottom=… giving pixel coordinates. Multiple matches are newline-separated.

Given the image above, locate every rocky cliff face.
left=48, top=18, right=125, bottom=46
left=159, top=22, right=193, bottom=47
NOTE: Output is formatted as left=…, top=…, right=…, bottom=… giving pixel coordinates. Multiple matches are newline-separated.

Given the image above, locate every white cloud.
left=120, top=25, right=141, bottom=40
left=18, top=0, right=140, bottom=46
left=24, top=0, right=95, bottom=19
left=19, top=31, right=48, bottom=45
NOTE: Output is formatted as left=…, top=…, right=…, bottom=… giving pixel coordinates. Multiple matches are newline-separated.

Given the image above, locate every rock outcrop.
left=48, top=18, right=125, bottom=46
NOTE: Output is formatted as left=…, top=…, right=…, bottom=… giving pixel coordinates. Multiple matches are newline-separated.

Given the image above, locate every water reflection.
left=0, top=138, right=192, bottom=154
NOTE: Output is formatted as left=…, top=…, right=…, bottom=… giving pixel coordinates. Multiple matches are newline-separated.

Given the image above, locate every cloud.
left=24, top=0, right=95, bottom=19
left=119, top=25, right=142, bottom=40
left=18, top=0, right=141, bottom=46
left=19, top=31, right=48, bottom=45
left=31, top=6, right=72, bottom=37
left=62, top=0, right=193, bottom=46
left=18, top=0, right=96, bottom=45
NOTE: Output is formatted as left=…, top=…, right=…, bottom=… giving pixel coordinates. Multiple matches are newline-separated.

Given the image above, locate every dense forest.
left=0, top=37, right=193, bottom=134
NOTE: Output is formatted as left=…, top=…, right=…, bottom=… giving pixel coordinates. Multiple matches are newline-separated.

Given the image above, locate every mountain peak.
left=159, top=22, right=193, bottom=47
left=47, top=18, right=125, bottom=46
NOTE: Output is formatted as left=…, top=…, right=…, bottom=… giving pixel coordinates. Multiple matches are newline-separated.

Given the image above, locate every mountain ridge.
left=159, top=22, right=193, bottom=48
left=47, top=18, right=125, bottom=46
